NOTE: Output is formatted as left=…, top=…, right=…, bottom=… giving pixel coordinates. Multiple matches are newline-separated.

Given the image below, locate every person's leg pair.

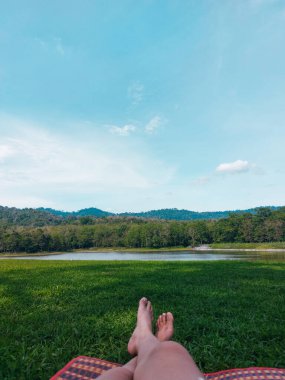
left=99, top=298, right=204, bottom=380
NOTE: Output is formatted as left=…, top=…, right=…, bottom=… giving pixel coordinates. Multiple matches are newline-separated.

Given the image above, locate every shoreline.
left=1, top=245, right=285, bottom=258
left=194, top=247, right=285, bottom=252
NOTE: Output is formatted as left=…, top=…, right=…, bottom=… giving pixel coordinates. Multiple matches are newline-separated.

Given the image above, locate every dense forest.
left=0, top=207, right=285, bottom=253
left=0, top=206, right=64, bottom=226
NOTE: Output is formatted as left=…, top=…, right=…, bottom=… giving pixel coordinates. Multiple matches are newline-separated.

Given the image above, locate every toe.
left=146, top=300, right=152, bottom=311
left=139, top=297, right=148, bottom=307
left=162, top=313, right=166, bottom=324
left=166, top=312, right=174, bottom=322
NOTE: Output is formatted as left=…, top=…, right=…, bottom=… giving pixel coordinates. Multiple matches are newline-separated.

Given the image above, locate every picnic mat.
left=50, top=356, right=285, bottom=380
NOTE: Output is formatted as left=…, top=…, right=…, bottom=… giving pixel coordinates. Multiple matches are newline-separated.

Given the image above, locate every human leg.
left=134, top=340, right=204, bottom=380
left=129, top=298, right=204, bottom=380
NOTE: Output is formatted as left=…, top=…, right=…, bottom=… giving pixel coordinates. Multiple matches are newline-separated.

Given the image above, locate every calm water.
left=4, top=250, right=285, bottom=261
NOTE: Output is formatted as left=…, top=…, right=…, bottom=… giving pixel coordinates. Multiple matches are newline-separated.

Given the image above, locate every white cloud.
left=145, top=116, right=162, bottom=134
left=0, top=125, right=143, bottom=188
left=189, top=160, right=264, bottom=187
left=128, top=81, right=144, bottom=105
left=109, top=124, right=136, bottom=136
left=216, top=160, right=250, bottom=174
left=0, top=195, right=54, bottom=209
left=0, top=114, right=174, bottom=209
left=108, top=116, right=164, bottom=136
left=0, top=145, right=14, bottom=161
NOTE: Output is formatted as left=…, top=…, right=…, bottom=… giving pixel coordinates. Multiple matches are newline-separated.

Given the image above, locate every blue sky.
left=0, top=0, right=285, bottom=212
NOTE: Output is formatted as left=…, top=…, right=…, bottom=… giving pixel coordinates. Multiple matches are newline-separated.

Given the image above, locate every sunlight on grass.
left=1, top=260, right=285, bottom=379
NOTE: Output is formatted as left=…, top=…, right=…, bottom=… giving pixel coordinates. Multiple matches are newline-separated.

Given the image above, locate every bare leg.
left=97, top=357, right=137, bottom=380
left=129, top=298, right=204, bottom=380
left=96, top=299, right=148, bottom=380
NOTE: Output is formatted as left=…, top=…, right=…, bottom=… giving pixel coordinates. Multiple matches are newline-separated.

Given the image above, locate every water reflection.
left=4, top=250, right=285, bottom=261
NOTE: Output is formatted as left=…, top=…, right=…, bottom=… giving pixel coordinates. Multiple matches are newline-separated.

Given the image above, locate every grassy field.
left=1, top=260, right=285, bottom=380
left=209, top=242, right=285, bottom=249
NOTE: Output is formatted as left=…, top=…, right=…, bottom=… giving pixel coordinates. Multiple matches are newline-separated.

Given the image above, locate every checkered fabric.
left=50, top=356, right=285, bottom=380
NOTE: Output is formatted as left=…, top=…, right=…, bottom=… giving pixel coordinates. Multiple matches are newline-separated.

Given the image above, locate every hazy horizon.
left=1, top=203, right=282, bottom=214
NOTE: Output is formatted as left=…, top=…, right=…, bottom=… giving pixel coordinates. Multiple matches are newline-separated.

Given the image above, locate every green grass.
left=1, top=260, right=285, bottom=379
left=209, top=242, right=285, bottom=249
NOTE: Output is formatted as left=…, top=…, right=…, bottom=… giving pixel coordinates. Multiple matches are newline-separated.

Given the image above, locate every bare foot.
left=155, top=312, right=174, bottom=341
left=128, top=297, right=153, bottom=356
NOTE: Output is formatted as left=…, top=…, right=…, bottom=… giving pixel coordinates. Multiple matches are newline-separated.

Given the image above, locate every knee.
left=162, top=341, right=187, bottom=352
left=153, top=341, right=189, bottom=357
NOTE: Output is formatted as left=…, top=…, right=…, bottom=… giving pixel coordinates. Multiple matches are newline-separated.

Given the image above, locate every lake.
left=3, top=250, right=285, bottom=261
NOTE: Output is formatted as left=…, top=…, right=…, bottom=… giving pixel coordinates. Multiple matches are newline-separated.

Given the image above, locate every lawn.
left=0, top=260, right=285, bottom=380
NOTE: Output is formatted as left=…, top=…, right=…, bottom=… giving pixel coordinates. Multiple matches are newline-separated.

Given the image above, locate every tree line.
left=0, top=207, right=285, bottom=253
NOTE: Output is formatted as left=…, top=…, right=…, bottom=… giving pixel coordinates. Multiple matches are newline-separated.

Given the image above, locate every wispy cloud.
left=145, top=116, right=162, bottom=134
left=109, top=124, right=136, bottom=136
left=0, top=114, right=174, bottom=208
left=0, top=122, right=143, bottom=188
left=0, top=194, right=54, bottom=209
left=0, top=144, right=14, bottom=161
left=128, top=81, right=144, bottom=106
left=216, top=160, right=250, bottom=174
left=107, top=115, right=165, bottom=137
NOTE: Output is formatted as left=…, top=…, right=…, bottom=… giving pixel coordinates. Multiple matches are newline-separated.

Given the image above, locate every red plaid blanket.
left=50, top=356, right=285, bottom=380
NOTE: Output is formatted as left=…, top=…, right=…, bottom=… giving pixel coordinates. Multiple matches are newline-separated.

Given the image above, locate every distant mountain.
left=0, top=206, right=63, bottom=227
left=120, top=208, right=221, bottom=220
left=0, top=205, right=282, bottom=227
left=38, top=206, right=281, bottom=221
left=119, top=207, right=281, bottom=220
left=37, top=207, right=113, bottom=218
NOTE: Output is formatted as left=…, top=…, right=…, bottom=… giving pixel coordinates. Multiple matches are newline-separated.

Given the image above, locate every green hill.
left=0, top=206, right=63, bottom=227
left=0, top=205, right=281, bottom=227
left=37, top=207, right=113, bottom=218
left=39, top=206, right=281, bottom=221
